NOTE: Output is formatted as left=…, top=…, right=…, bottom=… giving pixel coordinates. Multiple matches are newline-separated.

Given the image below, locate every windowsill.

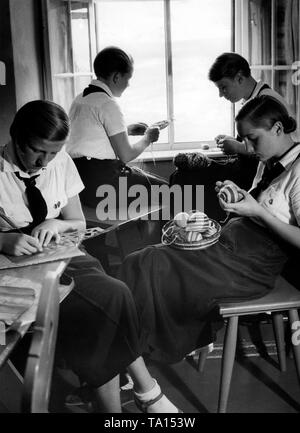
left=132, top=147, right=225, bottom=162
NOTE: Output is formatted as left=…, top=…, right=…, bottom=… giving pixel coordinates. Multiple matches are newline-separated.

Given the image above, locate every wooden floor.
left=1, top=314, right=299, bottom=413
left=48, top=318, right=300, bottom=414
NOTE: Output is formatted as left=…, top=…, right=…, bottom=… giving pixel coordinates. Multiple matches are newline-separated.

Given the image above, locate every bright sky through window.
left=75, top=0, right=232, bottom=147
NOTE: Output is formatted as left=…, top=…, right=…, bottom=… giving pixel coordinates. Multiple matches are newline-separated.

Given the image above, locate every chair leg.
left=218, top=316, right=238, bottom=413
left=272, top=312, right=286, bottom=372
left=288, top=309, right=300, bottom=383
left=197, top=346, right=209, bottom=373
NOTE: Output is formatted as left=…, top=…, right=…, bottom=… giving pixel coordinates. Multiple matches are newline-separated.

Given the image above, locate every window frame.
left=235, top=0, right=299, bottom=87
left=42, top=0, right=97, bottom=102
left=235, top=0, right=300, bottom=140
left=43, top=0, right=235, bottom=151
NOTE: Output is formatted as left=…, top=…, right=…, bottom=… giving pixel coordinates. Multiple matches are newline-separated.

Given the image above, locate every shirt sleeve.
left=99, top=98, right=127, bottom=137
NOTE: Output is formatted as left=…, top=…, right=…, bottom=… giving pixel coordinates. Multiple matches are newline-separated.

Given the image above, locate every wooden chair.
left=215, top=275, right=300, bottom=412
left=21, top=273, right=60, bottom=413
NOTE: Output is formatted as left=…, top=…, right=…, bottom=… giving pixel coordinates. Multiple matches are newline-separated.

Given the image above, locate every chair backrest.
left=22, top=273, right=60, bottom=413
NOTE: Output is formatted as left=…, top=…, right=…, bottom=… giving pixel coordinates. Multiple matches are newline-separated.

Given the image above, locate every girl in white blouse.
left=66, top=46, right=167, bottom=210
left=120, top=96, right=300, bottom=365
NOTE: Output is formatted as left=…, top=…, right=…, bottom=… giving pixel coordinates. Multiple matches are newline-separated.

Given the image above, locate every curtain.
left=283, top=0, right=300, bottom=139
left=249, top=0, right=272, bottom=83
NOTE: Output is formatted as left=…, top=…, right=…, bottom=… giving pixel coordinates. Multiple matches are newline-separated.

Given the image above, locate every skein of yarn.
left=173, top=152, right=212, bottom=170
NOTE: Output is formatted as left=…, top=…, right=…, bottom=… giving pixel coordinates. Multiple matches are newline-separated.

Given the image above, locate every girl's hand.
left=127, top=123, right=148, bottom=136
left=145, top=126, right=160, bottom=144
left=215, top=179, right=240, bottom=194
left=0, top=233, right=43, bottom=256
left=219, top=189, right=262, bottom=218
left=215, top=135, right=244, bottom=154
left=31, top=219, right=61, bottom=247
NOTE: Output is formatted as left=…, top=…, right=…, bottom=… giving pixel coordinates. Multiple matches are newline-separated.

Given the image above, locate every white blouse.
left=0, top=143, right=84, bottom=230
left=250, top=143, right=300, bottom=227
left=66, top=79, right=127, bottom=160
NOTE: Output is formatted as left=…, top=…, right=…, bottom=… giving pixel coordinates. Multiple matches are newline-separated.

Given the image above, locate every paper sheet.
left=0, top=228, right=102, bottom=270
left=0, top=276, right=41, bottom=326
left=0, top=243, right=84, bottom=270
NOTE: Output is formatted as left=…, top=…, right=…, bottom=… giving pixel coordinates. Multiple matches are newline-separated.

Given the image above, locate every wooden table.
left=0, top=259, right=68, bottom=412
left=83, top=204, right=164, bottom=272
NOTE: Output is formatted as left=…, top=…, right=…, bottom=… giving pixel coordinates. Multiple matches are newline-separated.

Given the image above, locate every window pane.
left=171, top=0, right=232, bottom=142
left=70, top=2, right=91, bottom=72
left=46, top=0, right=92, bottom=112
left=95, top=0, right=168, bottom=143
left=275, top=0, right=299, bottom=65
left=251, top=68, right=272, bottom=85
left=249, top=0, right=271, bottom=66
left=74, top=75, right=92, bottom=95
left=53, top=77, right=74, bottom=109
left=47, top=0, right=72, bottom=75
left=274, top=70, right=300, bottom=141
left=275, top=70, right=300, bottom=122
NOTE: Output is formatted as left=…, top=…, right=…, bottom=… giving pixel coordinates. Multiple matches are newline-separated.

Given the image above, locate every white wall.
left=10, top=0, right=43, bottom=109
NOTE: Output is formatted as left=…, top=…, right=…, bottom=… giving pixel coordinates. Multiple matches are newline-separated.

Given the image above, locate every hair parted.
left=93, top=46, right=134, bottom=79
left=236, top=95, right=297, bottom=134
left=10, top=100, right=69, bottom=147
left=208, top=52, right=251, bottom=82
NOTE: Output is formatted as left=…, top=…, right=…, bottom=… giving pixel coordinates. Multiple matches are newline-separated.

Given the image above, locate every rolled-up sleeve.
left=100, top=99, right=127, bottom=137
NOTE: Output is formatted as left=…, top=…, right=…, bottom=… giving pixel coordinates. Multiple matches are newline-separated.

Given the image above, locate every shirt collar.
left=90, top=79, right=114, bottom=98
left=278, top=143, right=300, bottom=170
left=241, top=80, right=264, bottom=105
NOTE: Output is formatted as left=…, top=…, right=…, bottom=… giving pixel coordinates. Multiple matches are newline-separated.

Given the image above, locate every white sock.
left=134, top=379, right=180, bottom=413
left=134, top=378, right=159, bottom=401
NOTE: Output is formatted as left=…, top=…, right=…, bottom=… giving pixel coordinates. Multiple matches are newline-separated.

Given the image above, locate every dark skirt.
left=119, top=217, right=288, bottom=363
left=56, top=250, right=141, bottom=388
left=74, top=157, right=168, bottom=209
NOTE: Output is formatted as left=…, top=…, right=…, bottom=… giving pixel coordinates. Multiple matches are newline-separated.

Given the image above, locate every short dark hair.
left=93, top=46, right=134, bottom=79
left=236, top=95, right=297, bottom=134
left=10, top=100, right=69, bottom=148
left=208, top=52, right=251, bottom=82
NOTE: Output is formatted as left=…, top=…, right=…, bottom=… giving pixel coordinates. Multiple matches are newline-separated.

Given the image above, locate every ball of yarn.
left=186, top=231, right=203, bottom=242
left=218, top=184, right=243, bottom=203
left=186, top=211, right=210, bottom=232
left=202, top=221, right=218, bottom=237
left=200, top=143, right=210, bottom=150
left=174, top=212, right=190, bottom=228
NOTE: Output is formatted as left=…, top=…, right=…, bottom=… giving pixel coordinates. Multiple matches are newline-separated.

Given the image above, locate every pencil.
left=0, top=207, right=23, bottom=234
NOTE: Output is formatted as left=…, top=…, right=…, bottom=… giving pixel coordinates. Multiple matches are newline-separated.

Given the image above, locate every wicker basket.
left=161, top=218, right=221, bottom=250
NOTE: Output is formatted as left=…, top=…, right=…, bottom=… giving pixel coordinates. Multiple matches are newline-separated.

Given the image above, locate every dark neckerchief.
left=82, top=85, right=110, bottom=98
left=15, top=171, right=48, bottom=229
